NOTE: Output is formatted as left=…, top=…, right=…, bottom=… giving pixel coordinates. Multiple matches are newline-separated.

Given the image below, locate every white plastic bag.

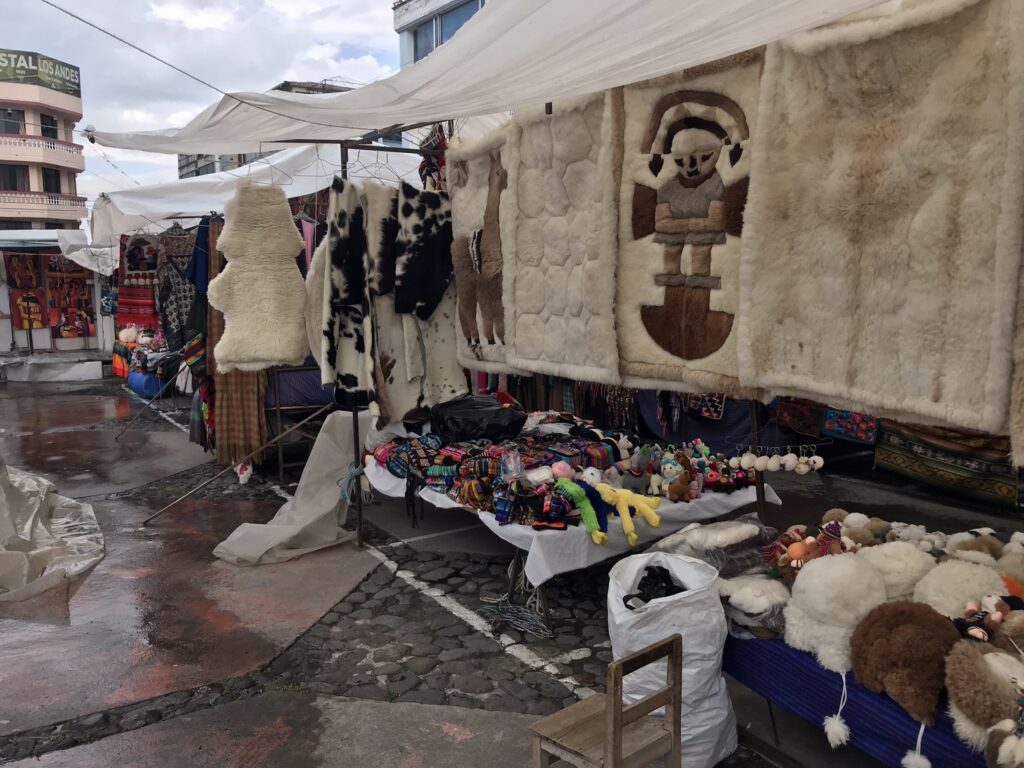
left=608, top=552, right=737, bottom=768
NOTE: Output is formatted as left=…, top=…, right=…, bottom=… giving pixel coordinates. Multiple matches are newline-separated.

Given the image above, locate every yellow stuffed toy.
left=595, top=483, right=662, bottom=546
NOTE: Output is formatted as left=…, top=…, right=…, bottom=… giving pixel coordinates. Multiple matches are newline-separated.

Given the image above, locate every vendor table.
left=364, top=462, right=780, bottom=586
left=723, top=635, right=984, bottom=768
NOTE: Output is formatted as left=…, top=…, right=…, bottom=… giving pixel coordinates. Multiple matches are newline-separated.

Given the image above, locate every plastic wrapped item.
left=430, top=395, right=527, bottom=443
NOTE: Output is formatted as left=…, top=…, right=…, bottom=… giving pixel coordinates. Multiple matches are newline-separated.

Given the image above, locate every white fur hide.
left=737, top=0, right=1024, bottom=436
left=912, top=559, right=1005, bottom=618
left=855, top=541, right=936, bottom=599
left=502, top=95, right=622, bottom=384
left=208, top=182, right=307, bottom=372
left=616, top=53, right=762, bottom=392
left=718, top=574, right=790, bottom=615
left=784, top=553, right=886, bottom=672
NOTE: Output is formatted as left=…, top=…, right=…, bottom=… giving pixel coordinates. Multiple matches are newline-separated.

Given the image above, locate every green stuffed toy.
left=555, top=477, right=607, bottom=545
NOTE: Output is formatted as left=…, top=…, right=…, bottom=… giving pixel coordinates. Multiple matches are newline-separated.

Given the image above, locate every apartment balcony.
left=0, top=190, right=86, bottom=221
left=0, top=134, right=85, bottom=171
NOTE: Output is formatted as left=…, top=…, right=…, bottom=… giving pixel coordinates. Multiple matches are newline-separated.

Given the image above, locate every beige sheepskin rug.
left=855, top=541, right=936, bottom=599
left=615, top=51, right=762, bottom=393
left=737, top=0, right=1024, bottom=437
left=501, top=96, right=622, bottom=384
left=208, top=182, right=307, bottom=373
left=912, top=558, right=1005, bottom=618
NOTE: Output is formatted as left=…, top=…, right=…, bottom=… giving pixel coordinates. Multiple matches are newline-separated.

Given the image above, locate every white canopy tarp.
left=89, top=144, right=421, bottom=246
left=57, top=230, right=118, bottom=276
left=87, top=0, right=889, bottom=154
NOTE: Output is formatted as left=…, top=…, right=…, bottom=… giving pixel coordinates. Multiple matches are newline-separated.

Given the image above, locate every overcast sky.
left=8, top=0, right=400, bottom=204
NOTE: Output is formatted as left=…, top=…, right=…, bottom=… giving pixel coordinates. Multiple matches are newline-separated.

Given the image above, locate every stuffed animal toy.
left=784, top=554, right=887, bottom=748
left=118, top=326, right=138, bottom=343
left=594, top=483, right=662, bottom=546
left=551, top=461, right=574, bottom=480
left=954, top=601, right=1004, bottom=643
left=667, top=471, right=691, bottom=503
left=554, top=478, right=606, bottom=545
left=579, top=466, right=603, bottom=486
left=984, top=594, right=1024, bottom=619
left=946, top=640, right=1024, bottom=752
left=852, top=600, right=960, bottom=724
left=647, top=473, right=664, bottom=496
left=659, top=453, right=683, bottom=486
left=616, top=435, right=634, bottom=460
left=914, top=560, right=1006, bottom=619
left=947, top=527, right=1000, bottom=557
left=576, top=479, right=617, bottom=538
left=855, top=541, right=936, bottom=600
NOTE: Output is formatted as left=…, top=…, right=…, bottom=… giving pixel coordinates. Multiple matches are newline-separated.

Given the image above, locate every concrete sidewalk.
left=9, top=693, right=541, bottom=768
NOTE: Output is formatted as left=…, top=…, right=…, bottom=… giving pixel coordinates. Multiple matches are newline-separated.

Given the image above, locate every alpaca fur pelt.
left=850, top=601, right=959, bottom=724
left=783, top=553, right=887, bottom=673
left=448, top=128, right=524, bottom=374
left=737, top=0, right=1024, bottom=437
left=987, top=718, right=1024, bottom=768
left=913, top=559, right=1006, bottom=619
left=501, top=95, right=622, bottom=385
left=719, top=574, right=789, bottom=637
left=946, top=640, right=1024, bottom=750
left=208, top=182, right=307, bottom=372
left=615, top=51, right=762, bottom=394
left=855, top=541, right=936, bottom=600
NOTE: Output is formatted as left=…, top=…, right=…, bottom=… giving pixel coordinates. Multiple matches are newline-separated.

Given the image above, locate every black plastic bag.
left=430, top=395, right=527, bottom=443
left=623, top=566, right=687, bottom=610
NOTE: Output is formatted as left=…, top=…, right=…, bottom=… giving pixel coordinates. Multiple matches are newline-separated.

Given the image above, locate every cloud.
left=8, top=0, right=401, bottom=205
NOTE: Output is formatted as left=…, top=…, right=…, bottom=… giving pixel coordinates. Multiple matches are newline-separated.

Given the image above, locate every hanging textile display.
left=208, top=181, right=307, bottom=372
left=116, top=233, right=160, bottom=330
left=615, top=50, right=762, bottom=393
left=736, top=0, right=1024, bottom=438
left=156, top=228, right=197, bottom=351
left=206, top=217, right=268, bottom=466
left=448, top=128, right=522, bottom=374
left=10, top=289, right=45, bottom=330
left=502, top=96, right=621, bottom=384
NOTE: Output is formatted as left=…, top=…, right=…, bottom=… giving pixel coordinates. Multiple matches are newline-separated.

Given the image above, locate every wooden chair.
left=529, top=634, right=682, bottom=768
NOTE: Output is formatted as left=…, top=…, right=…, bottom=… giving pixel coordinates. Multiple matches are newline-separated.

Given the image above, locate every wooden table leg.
left=532, top=736, right=554, bottom=767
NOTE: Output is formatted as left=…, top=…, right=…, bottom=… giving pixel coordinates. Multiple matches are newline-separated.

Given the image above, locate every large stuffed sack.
left=208, top=182, right=307, bottom=372
left=784, top=553, right=887, bottom=673
left=850, top=600, right=959, bottom=724
left=946, top=640, right=1024, bottom=751
left=913, top=559, right=1006, bottom=618
left=608, top=552, right=736, bottom=768
left=855, top=541, right=936, bottom=599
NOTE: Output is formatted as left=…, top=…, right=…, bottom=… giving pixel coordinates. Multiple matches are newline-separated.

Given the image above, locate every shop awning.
left=86, top=0, right=889, bottom=154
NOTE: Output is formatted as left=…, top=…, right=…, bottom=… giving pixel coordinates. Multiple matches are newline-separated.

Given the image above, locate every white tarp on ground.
left=87, top=0, right=888, bottom=154
left=90, top=144, right=422, bottom=246
left=0, top=454, right=104, bottom=602
left=213, top=410, right=370, bottom=565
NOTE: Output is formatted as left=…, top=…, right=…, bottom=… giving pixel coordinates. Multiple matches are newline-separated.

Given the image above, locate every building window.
left=42, top=167, right=61, bottom=194
left=0, top=220, right=32, bottom=230
left=45, top=222, right=65, bottom=229
left=414, top=19, right=435, bottom=62
left=40, top=114, right=59, bottom=140
left=0, top=108, right=25, bottom=135
left=441, top=1, right=478, bottom=43
left=0, top=164, right=29, bottom=191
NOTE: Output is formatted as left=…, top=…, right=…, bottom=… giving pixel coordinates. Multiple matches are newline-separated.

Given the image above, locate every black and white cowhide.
left=394, top=182, right=454, bottom=320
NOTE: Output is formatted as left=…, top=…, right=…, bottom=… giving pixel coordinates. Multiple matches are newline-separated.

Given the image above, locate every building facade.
left=394, top=0, right=484, bottom=67
left=0, top=50, right=86, bottom=229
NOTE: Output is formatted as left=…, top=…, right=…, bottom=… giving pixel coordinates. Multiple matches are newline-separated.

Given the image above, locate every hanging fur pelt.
left=321, top=177, right=372, bottom=406
left=208, top=181, right=307, bottom=372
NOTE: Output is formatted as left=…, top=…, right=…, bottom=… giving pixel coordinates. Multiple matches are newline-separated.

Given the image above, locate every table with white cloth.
left=363, top=461, right=781, bottom=586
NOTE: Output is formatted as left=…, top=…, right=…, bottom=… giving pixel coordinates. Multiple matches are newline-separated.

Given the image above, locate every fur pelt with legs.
left=946, top=640, right=1024, bottom=751
left=208, top=182, right=307, bottom=372
left=851, top=600, right=959, bottom=724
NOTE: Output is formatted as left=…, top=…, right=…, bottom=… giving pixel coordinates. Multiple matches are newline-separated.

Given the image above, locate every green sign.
left=0, top=50, right=80, bottom=97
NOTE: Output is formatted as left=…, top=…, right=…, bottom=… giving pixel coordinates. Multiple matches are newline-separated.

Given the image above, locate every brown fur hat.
left=845, top=526, right=879, bottom=549
left=851, top=600, right=960, bottom=724
left=865, top=517, right=891, bottom=541
left=946, top=640, right=1023, bottom=750
left=822, top=508, right=848, bottom=525
left=954, top=535, right=1006, bottom=564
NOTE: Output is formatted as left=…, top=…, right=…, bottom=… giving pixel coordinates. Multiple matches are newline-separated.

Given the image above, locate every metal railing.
left=0, top=190, right=87, bottom=207
left=0, top=134, right=83, bottom=156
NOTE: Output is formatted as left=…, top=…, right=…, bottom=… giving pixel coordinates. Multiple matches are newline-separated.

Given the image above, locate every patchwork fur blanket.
left=615, top=51, right=763, bottom=394
left=502, top=96, right=622, bottom=384
left=737, top=0, right=1024, bottom=438
left=208, top=182, right=307, bottom=372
